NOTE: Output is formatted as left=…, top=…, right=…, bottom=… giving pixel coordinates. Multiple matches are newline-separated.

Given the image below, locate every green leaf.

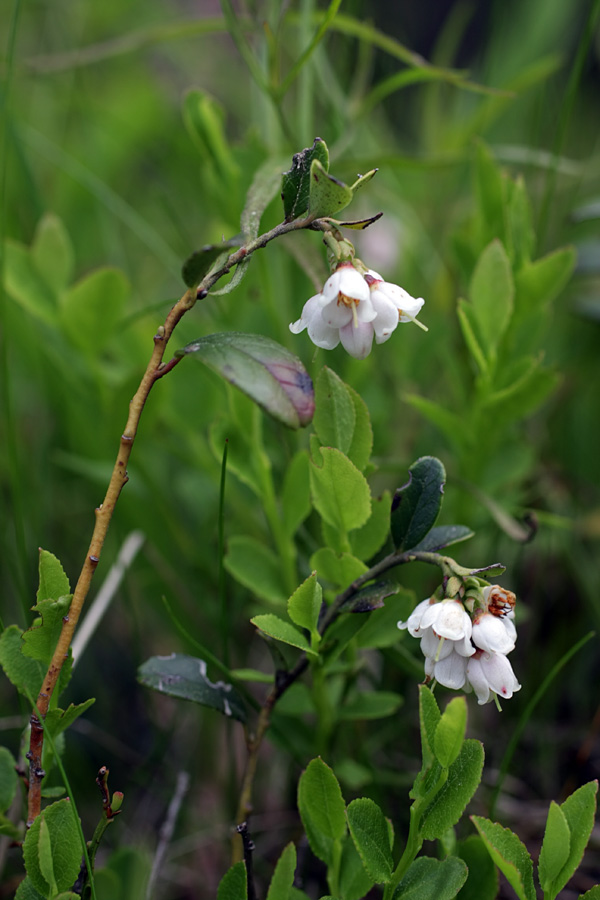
left=183, top=88, right=239, bottom=185
left=177, top=332, right=315, bottom=429
left=434, top=697, right=467, bottom=768
left=251, top=614, right=316, bottom=656
left=579, top=888, right=600, bottom=900
left=137, top=653, right=247, bottom=723
left=339, top=835, right=375, bottom=900
left=282, top=138, right=329, bottom=221
left=403, top=395, right=466, bottom=452
left=60, top=267, right=130, bottom=354
left=338, top=581, right=399, bottom=614
left=391, top=456, right=446, bottom=551
left=392, top=856, right=468, bottom=900
left=538, top=801, right=570, bottom=891
left=339, top=691, right=403, bottom=721
left=309, top=159, right=354, bottom=219
left=0, top=747, right=17, bottom=813
left=31, top=214, right=74, bottom=295
left=298, top=758, right=346, bottom=843
left=350, top=169, right=378, bottom=194
left=37, top=550, right=71, bottom=605
left=241, top=155, right=289, bottom=241
left=347, top=798, right=393, bottom=883
left=225, top=535, right=287, bottom=605
left=310, top=447, right=371, bottom=534
left=4, top=238, right=58, bottom=325
left=354, top=589, right=415, bottom=648
left=310, top=548, right=368, bottom=592
left=288, top=572, right=322, bottom=637
left=410, top=525, right=474, bottom=553
left=420, top=740, right=484, bottom=839
left=475, top=141, right=506, bottom=248
left=313, top=366, right=356, bottom=454
left=345, top=383, right=373, bottom=472
left=513, top=246, right=576, bottom=319
left=22, top=595, right=72, bottom=665
left=480, top=358, right=559, bottom=427
left=349, top=491, right=392, bottom=561
left=418, top=685, right=441, bottom=771
left=506, top=175, right=535, bottom=268
left=45, top=699, right=96, bottom=741
left=14, top=877, right=45, bottom=900
left=469, top=239, right=514, bottom=358
left=456, top=835, right=498, bottom=900
left=23, top=798, right=82, bottom=896
left=181, top=244, right=231, bottom=289
left=282, top=451, right=312, bottom=538
left=266, top=842, right=296, bottom=900
left=471, top=817, right=536, bottom=900
left=546, top=781, right=598, bottom=898
left=457, top=299, right=488, bottom=376
left=217, top=861, right=247, bottom=900
left=0, top=624, right=45, bottom=698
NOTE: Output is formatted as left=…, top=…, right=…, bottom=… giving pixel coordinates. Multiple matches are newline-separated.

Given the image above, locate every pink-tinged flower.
left=466, top=650, right=521, bottom=705
left=289, top=263, right=425, bottom=359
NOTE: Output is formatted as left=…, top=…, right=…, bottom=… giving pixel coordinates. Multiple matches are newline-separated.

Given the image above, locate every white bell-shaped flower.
left=466, top=650, right=521, bottom=705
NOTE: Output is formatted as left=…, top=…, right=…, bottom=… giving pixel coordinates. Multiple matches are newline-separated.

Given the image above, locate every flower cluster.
left=398, top=585, right=520, bottom=706
left=289, top=261, right=425, bottom=359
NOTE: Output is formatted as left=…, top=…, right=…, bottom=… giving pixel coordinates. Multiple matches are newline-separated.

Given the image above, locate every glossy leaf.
left=177, top=332, right=315, bottom=429
left=434, top=697, right=467, bottom=769
left=282, top=138, right=329, bottom=221
left=410, top=525, right=474, bottom=553
left=310, top=447, right=371, bottom=533
left=266, top=843, right=296, bottom=900
left=251, top=614, right=316, bottom=656
left=138, top=653, right=247, bottom=723
left=391, top=456, right=446, bottom=551
left=347, top=798, right=393, bottom=883
left=471, top=817, right=535, bottom=900
left=420, top=740, right=484, bottom=839
left=309, top=159, right=354, bottom=219
left=313, top=366, right=356, bottom=454
left=392, top=856, right=468, bottom=900
left=23, top=799, right=82, bottom=897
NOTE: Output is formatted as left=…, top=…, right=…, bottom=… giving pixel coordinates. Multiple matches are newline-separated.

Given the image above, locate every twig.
left=146, top=771, right=191, bottom=900
left=235, top=822, right=257, bottom=900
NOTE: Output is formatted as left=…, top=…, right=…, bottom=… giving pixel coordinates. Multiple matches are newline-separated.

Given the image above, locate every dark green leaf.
left=538, top=801, right=570, bottom=891
left=14, top=877, right=45, bottom=900
left=22, top=596, right=72, bottom=665
left=45, top=699, right=96, bottom=741
left=471, top=817, right=535, bottom=900
left=37, top=549, right=70, bottom=604
left=177, top=332, right=315, bottom=428
left=23, top=799, right=82, bottom=896
left=282, top=138, right=329, bottom=221
left=0, top=747, right=17, bottom=813
left=309, top=160, right=353, bottom=219
left=347, top=798, right=393, bottom=883
left=181, top=244, right=236, bottom=290
left=339, top=581, right=399, bottom=614
left=392, top=856, right=468, bottom=900
left=339, top=835, right=375, bottom=900
left=282, top=451, right=312, bottom=538
left=420, top=740, right=484, bottom=839
left=456, top=835, right=498, bottom=900
left=546, top=781, right=598, bottom=899
left=138, top=654, right=247, bottom=723
left=298, top=758, right=346, bottom=843
left=310, top=447, right=371, bottom=533
left=349, top=491, right=391, bottom=561
left=310, top=548, right=368, bottom=592
left=410, top=525, right=474, bottom=553
left=391, top=457, right=446, bottom=551
left=418, top=685, right=441, bottom=771
left=251, top=614, right=316, bottom=656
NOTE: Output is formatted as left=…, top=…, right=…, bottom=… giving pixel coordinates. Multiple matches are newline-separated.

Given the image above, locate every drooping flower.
left=466, top=650, right=521, bottom=705
left=289, top=262, right=425, bottom=359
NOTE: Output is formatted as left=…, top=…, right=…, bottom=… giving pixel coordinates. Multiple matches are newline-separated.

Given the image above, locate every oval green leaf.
left=347, top=798, right=393, bottom=883
left=391, top=456, right=446, bottom=551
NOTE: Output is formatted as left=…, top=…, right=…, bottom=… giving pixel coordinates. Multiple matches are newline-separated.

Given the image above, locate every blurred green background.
left=1, top=1, right=599, bottom=897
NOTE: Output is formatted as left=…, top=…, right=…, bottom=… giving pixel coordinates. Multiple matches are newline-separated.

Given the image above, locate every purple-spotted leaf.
left=177, top=333, right=314, bottom=428
left=138, top=653, right=247, bottom=723
left=471, top=817, right=535, bottom=900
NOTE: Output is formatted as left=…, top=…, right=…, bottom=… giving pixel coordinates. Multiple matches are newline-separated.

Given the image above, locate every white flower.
left=466, top=650, right=521, bottom=705
left=472, top=610, right=516, bottom=655
left=289, top=263, right=425, bottom=360
left=425, top=649, right=468, bottom=690
left=397, top=597, right=435, bottom=637
left=420, top=598, right=473, bottom=644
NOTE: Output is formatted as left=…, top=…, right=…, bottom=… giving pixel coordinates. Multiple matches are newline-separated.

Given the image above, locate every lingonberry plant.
left=0, top=132, right=597, bottom=900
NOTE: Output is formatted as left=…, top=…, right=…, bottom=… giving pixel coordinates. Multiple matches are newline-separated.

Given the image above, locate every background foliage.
left=1, top=0, right=599, bottom=897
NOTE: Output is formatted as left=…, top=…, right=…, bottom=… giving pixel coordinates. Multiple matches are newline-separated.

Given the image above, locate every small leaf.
left=251, top=614, right=316, bottom=656
left=514, top=246, right=576, bottom=319
left=457, top=298, right=489, bottom=376
left=288, top=572, right=323, bottom=636
left=298, top=758, right=346, bottom=844
left=310, top=548, right=368, bottom=593
left=354, top=589, right=415, bottom=648
left=21, top=595, right=72, bottom=665
left=217, top=861, right=247, bottom=900
left=0, top=625, right=45, bottom=698
left=350, top=169, right=378, bottom=193
left=31, top=214, right=74, bottom=295
left=37, top=550, right=70, bottom=605
left=4, top=239, right=57, bottom=325
left=309, top=159, right=353, bottom=219
left=45, top=699, right=96, bottom=741
left=266, top=843, right=296, bottom=900
left=338, top=691, right=403, bottom=721
left=14, top=876, right=45, bottom=899
left=410, top=525, right=474, bottom=553
left=138, top=653, right=247, bottom=723
left=339, top=835, right=375, bottom=900
left=225, top=535, right=287, bottom=605
left=0, top=747, right=18, bottom=813
left=61, top=267, right=130, bottom=354
left=420, top=740, right=484, bottom=839
left=241, top=156, right=289, bottom=241
left=181, top=245, right=231, bottom=289
left=313, top=366, right=356, bottom=454
left=471, top=816, right=536, bottom=900
left=345, top=384, right=374, bottom=472
left=547, top=781, right=598, bottom=898
left=23, top=799, right=82, bottom=896
left=392, top=856, right=468, bottom=900
left=178, top=332, right=315, bottom=428
left=310, top=448, right=371, bottom=534
left=419, top=685, right=441, bottom=770
left=282, top=138, right=329, bottom=221
left=338, top=581, right=399, bottom=614
left=538, top=801, right=570, bottom=890
left=335, top=212, right=383, bottom=230
left=391, top=456, right=446, bottom=551
left=469, top=239, right=514, bottom=358
left=347, top=798, right=393, bottom=883
left=580, top=888, right=600, bottom=900
left=434, top=697, right=467, bottom=768
left=183, top=89, right=239, bottom=185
